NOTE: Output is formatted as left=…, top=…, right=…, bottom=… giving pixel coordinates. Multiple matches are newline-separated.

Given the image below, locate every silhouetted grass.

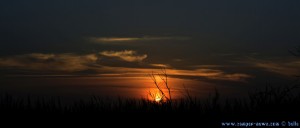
left=1, top=84, right=299, bottom=125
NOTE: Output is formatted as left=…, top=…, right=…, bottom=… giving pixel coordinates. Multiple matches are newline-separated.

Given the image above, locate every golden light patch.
left=155, top=94, right=162, bottom=102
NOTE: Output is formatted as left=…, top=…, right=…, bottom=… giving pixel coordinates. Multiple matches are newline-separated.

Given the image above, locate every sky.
left=1, top=0, right=300, bottom=100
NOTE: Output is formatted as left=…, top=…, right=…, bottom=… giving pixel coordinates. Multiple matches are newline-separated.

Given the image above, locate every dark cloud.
left=1, top=0, right=299, bottom=55
left=0, top=0, right=299, bottom=93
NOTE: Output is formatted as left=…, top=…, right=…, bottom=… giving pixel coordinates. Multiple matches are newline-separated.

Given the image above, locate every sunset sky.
left=1, top=0, right=300, bottom=100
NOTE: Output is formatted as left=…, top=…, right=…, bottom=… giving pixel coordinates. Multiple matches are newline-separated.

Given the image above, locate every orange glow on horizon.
left=105, top=76, right=193, bottom=100
left=153, top=75, right=163, bottom=83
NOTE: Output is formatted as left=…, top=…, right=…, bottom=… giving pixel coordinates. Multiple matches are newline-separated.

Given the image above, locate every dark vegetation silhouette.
left=0, top=74, right=300, bottom=121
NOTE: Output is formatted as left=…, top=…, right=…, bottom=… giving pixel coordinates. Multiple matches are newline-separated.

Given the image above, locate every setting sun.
left=155, top=94, right=162, bottom=102
left=148, top=88, right=164, bottom=102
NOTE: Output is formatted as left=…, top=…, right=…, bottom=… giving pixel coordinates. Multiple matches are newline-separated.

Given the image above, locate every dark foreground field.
left=1, top=84, right=300, bottom=127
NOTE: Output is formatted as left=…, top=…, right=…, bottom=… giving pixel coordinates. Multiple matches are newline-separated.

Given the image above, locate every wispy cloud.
left=149, top=64, right=170, bottom=68
left=100, top=50, right=147, bottom=62
left=96, top=66, right=251, bottom=82
left=90, top=37, right=140, bottom=42
left=256, top=62, right=300, bottom=76
left=173, top=59, right=183, bottom=62
left=167, top=68, right=251, bottom=82
left=0, top=53, right=99, bottom=72
left=190, top=65, right=225, bottom=68
left=0, top=50, right=146, bottom=73
left=89, top=36, right=189, bottom=44
left=0, top=52, right=251, bottom=82
left=241, top=58, right=300, bottom=76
